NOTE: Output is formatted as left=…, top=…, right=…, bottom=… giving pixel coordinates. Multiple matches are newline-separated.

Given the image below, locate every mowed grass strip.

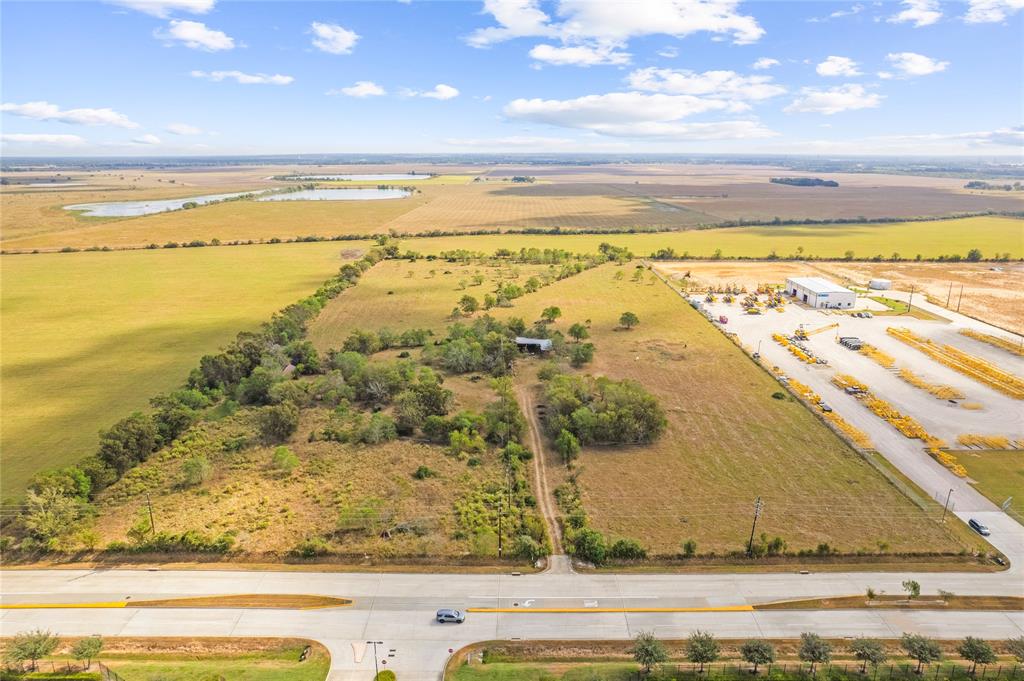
left=494, top=265, right=969, bottom=555
left=0, top=242, right=354, bottom=497
left=955, top=449, right=1024, bottom=522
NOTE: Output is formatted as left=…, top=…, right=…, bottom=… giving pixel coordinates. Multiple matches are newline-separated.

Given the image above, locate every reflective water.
left=65, top=191, right=258, bottom=217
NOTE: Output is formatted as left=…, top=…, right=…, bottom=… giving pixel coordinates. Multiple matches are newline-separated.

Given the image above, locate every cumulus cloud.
left=190, top=70, right=294, bottom=85
left=330, top=81, right=387, bottom=97
left=166, top=122, right=202, bottom=135
left=0, top=133, right=87, bottom=146
left=626, top=67, right=786, bottom=100
left=155, top=19, right=233, bottom=51
left=886, top=52, right=949, bottom=76
left=964, top=0, right=1024, bottom=23
left=466, top=0, right=764, bottom=69
left=888, top=0, right=943, bottom=26
left=658, top=46, right=679, bottom=58
left=404, top=84, right=460, bottom=100
left=504, top=91, right=776, bottom=139
left=785, top=84, right=882, bottom=115
left=107, top=0, right=214, bottom=18
left=752, top=57, right=779, bottom=70
left=529, top=43, right=631, bottom=66
left=808, top=3, right=864, bottom=22
left=816, top=56, right=861, bottom=77
left=132, top=134, right=162, bottom=145
left=0, top=101, right=139, bottom=128
left=310, top=21, right=359, bottom=54
left=444, top=135, right=574, bottom=147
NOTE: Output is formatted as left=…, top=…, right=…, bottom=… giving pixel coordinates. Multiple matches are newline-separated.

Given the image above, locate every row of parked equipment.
left=839, top=336, right=863, bottom=350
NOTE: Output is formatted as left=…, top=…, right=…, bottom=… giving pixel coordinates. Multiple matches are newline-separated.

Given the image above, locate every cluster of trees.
left=543, top=374, right=667, bottom=446
left=770, top=177, right=840, bottom=187
left=341, top=327, right=432, bottom=355
left=2, top=630, right=104, bottom=672
left=649, top=247, right=1015, bottom=263
left=965, top=181, right=1023, bottom=191
left=629, top=631, right=1022, bottom=677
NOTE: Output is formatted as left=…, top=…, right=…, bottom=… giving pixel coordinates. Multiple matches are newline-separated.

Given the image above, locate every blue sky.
left=1, top=0, right=1021, bottom=156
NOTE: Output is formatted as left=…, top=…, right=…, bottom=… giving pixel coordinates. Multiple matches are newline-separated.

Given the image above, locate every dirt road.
left=515, top=383, right=567, bottom=562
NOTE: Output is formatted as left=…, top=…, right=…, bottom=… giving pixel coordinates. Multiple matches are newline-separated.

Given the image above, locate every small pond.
left=282, top=174, right=432, bottom=181
left=65, top=191, right=258, bottom=217
left=257, top=188, right=412, bottom=201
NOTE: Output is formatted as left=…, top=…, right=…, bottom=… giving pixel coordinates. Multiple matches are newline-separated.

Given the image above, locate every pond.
left=281, top=174, right=432, bottom=181
left=65, top=191, right=259, bottom=217
left=257, top=188, right=413, bottom=201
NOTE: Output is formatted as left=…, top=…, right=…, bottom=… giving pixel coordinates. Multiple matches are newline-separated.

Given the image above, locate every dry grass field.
left=91, top=406, right=510, bottom=556
left=308, top=259, right=569, bottom=351
left=493, top=264, right=974, bottom=555
left=0, top=241, right=355, bottom=498
left=653, top=260, right=1024, bottom=333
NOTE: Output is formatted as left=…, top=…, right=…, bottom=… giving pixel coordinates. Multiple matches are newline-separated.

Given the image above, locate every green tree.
left=555, top=428, right=581, bottom=464
left=259, top=402, right=300, bottom=442
left=541, top=306, right=562, bottom=323
left=681, top=538, right=697, bottom=557
left=23, top=488, right=81, bottom=541
left=97, top=412, right=158, bottom=474
left=572, top=528, right=607, bottom=565
left=568, top=342, right=595, bottom=367
left=619, top=311, right=640, bottom=329
left=740, top=640, right=775, bottom=674
left=901, top=634, right=942, bottom=673
left=799, top=633, right=832, bottom=675
left=459, top=295, right=479, bottom=314
left=5, top=629, right=59, bottom=671
left=568, top=322, right=589, bottom=343
left=71, top=636, right=104, bottom=669
left=180, top=454, right=212, bottom=487
left=272, top=446, right=299, bottom=474
left=902, top=579, right=921, bottom=599
left=959, top=637, right=996, bottom=675
left=686, top=630, right=720, bottom=673
left=631, top=631, right=668, bottom=674
left=851, top=638, right=887, bottom=673
left=966, top=248, right=983, bottom=262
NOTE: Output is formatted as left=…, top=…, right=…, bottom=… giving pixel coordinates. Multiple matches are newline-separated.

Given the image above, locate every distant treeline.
left=770, top=177, right=839, bottom=187
left=964, top=180, right=1024, bottom=191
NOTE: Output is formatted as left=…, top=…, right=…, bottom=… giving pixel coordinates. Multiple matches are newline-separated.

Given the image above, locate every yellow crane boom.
left=794, top=323, right=839, bottom=340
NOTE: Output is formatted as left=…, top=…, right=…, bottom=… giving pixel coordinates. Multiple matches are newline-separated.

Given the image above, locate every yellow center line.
left=1, top=602, right=128, bottom=609
left=467, top=605, right=754, bottom=613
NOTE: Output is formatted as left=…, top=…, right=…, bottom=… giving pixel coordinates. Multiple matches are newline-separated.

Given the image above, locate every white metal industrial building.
left=785, top=277, right=857, bottom=309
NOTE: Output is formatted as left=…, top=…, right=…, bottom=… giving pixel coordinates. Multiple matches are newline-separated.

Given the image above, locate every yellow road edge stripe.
left=1, top=602, right=127, bottom=609
left=467, top=606, right=754, bottom=613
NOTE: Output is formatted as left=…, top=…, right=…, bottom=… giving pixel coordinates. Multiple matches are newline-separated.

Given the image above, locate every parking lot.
left=692, top=292, right=1019, bottom=450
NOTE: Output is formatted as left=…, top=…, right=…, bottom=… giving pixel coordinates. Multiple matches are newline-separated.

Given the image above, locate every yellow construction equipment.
left=794, top=323, right=838, bottom=340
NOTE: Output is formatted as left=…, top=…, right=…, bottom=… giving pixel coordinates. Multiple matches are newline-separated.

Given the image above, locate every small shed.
left=868, top=278, right=892, bottom=290
left=515, top=336, right=553, bottom=354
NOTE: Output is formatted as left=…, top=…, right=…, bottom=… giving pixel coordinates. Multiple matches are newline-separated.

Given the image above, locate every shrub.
left=413, top=465, right=437, bottom=480
left=572, top=528, right=607, bottom=565
left=568, top=342, right=595, bottom=367
left=291, top=537, right=329, bottom=558
left=358, top=413, right=397, bottom=444
left=513, top=535, right=545, bottom=562
left=259, top=402, right=300, bottom=443
left=681, top=538, right=697, bottom=557
left=609, top=538, right=647, bottom=560
left=180, top=455, right=212, bottom=487
left=374, top=671, right=397, bottom=681
left=272, top=446, right=299, bottom=474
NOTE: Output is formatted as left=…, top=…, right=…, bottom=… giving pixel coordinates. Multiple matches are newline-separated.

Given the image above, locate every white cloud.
left=964, top=0, right=1024, bottom=23
left=785, top=84, right=883, bottom=115
left=752, top=57, right=779, bottom=70
left=406, top=84, right=460, bottom=100
left=627, top=67, right=786, bottom=100
left=132, top=134, right=162, bottom=145
left=166, top=122, right=202, bottom=135
left=0, top=101, right=138, bottom=128
left=444, top=135, right=574, bottom=147
left=466, top=0, right=765, bottom=67
left=816, top=56, right=861, bottom=77
left=888, top=0, right=943, bottom=26
left=503, top=90, right=776, bottom=139
left=658, top=46, right=679, bottom=58
left=190, top=70, right=294, bottom=85
left=331, top=81, right=387, bottom=97
left=310, top=21, right=360, bottom=54
left=155, top=19, right=234, bottom=51
left=886, top=52, right=949, bottom=76
left=870, top=125, right=1024, bottom=148
left=809, top=3, right=864, bottom=22
left=0, top=133, right=87, bottom=147
left=107, top=0, right=214, bottom=18
left=529, top=43, right=631, bottom=66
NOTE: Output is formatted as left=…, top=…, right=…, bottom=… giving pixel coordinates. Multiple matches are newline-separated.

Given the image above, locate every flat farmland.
left=496, top=265, right=970, bottom=555
left=308, top=258, right=564, bottom=352
left=0, top=242, right=355, bottom=498
left=405, top=216, right=1024, bottom=261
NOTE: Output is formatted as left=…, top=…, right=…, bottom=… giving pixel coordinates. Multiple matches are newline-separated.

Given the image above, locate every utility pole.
left=497, top=498, right=503, bottom=558
left=956, top=284, right=964, bottom=312
left=941, top=489, right=954, bottom=523
left=746, top=496, right=763, bottom=557
left=367, top=641, right=383, bottom=679
left=145, top=493, right=156, bottom=535
left=907, top=285, right=915, bottom=315
left=945, top=282, right=953, bottom=308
